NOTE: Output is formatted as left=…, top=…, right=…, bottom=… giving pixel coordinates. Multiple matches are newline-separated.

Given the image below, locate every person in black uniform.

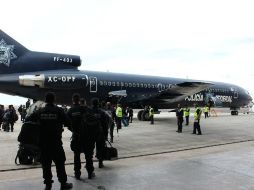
left=26, top=99, right=31, bottom=109
left=0, top=105, right=4, bottom=130
left=67, top=94, right=97, bottom=179
left=27, top=92, right=73, bottom=190
left=95, top=100, right=108, bottom=169
left=127, top=107, right=133, bottom=123
left=176, top=104, right=184, bottom=133
left=106, top=102, right=115, bottom=143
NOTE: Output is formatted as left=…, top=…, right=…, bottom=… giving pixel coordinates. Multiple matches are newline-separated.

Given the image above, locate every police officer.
left=106, top=102, right=115, bottom=143
left=27, top=92, right=73, bottom=190
left=149, top=106, right=154, bottom=124
left=127, top=107, right=133, bottom=123
left=116, top=104, right=122, bottom=133
left=95, top=101, right=108, bottom=169
left=176, top=104, right=183, bottom=133
left=192, top=104, right=202, bottom=135
left=184, top=105, right=190, bottom=125
left=67, top=94, right=88, bottom=179
left=0, top=105, right=4, bottom=130
left=26, top=99, right=31, bottom=109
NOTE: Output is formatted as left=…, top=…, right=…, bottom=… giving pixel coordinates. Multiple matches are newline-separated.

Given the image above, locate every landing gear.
left=231, top=110, right=238, bottom=115
left=137, top=110, right=143, bottom=121
left=141, top=110, right=150, bottom=121
left=137, top=110, right=150, bottom=121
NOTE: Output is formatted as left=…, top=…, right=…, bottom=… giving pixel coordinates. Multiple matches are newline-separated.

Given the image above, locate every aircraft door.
left=89, top=77, right=97, bottom=93
left=234, top=91, right=238, bottom=99
left=158, top=83, right=162, bottom=92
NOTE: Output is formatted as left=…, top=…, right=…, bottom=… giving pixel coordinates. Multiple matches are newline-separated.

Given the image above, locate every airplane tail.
left=0, top=30, right=29, bottom=60
left=0, top=30, right=81, bottom=74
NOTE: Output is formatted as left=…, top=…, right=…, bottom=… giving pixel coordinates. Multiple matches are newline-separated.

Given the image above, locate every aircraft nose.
left=248, top=95, right=253, bottom=102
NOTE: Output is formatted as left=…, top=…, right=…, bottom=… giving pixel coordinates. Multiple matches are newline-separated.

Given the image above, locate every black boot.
left=44, top=184, right=52, bottom=190
left=98, top=160, right=104, bottom=168
left=74, top=172, right=81, bottom=180
left=60, top=182, right=73, bottom=190
left=88, top=172, right=95, bottom=179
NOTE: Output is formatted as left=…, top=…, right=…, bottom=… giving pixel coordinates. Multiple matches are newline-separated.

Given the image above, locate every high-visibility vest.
left=194, top=108, right=202, bottom=120
left=149, top=108, right=154, bottom=117
left=204, top=106, right=209, bottom=112
left=116, top=107, right=122, bottom=117
left=184, top=108, right=190, bottom=117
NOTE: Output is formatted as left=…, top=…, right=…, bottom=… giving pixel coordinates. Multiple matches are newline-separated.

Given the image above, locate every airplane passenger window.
left=99, top=81, right=103, bottom=86
left=140, top=83, right=144, bottom=88
left=112, top=82, right=115, bottom=86
left=133, top=83, right=136, bottom=87
left=152, top=84, right=155, bottom=88
left=148, top=84, right=151, bottom=88
left=116, top=82, right=120, bottom=86
left=108, top=82, right=111, bottom=86
left=125, top=83, right=128, bottom=87
left=104, top=81, right=107, bottom=86
left=136, top=83, right=139, bottom=88
left=144, top=84, right=147, bottom=88
left=129, top=83, right=132, bottom=87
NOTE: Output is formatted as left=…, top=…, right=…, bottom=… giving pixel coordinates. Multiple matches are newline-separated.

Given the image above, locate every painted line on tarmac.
left=1, top=138, right=254, bottom=173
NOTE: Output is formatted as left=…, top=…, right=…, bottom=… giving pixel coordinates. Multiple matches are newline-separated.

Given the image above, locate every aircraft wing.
left=157, top=81, right=213, bottom=103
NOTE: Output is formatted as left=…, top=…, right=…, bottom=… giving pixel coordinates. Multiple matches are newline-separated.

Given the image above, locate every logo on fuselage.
left=0, top=39, right=17, bottom=67
left=185, top=93, right=203, bottom=102
left=215, top=95, right=232, bottom=103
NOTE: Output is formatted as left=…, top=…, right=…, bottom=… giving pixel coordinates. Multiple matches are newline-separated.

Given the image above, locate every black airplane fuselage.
left=0, top=30, right=252, bottom=113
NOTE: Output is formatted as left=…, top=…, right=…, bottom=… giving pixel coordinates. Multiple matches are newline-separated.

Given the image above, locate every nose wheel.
left=231, top=110, right=238, bottom=115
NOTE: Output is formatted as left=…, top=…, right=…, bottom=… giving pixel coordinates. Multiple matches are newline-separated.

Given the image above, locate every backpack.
left=15, top=144, right=34, bottom=165
left=18, top=121, right=40, bottom=145
left=3, top=111, right=11, bottom=121
left=14, top=113, right=19, bottom=122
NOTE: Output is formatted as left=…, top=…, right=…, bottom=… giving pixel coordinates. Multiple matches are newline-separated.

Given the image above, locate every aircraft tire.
left=231, top=110, right=239, bottom=115
left=137, top=110, right=143, bottom=121
left=142, top=111, right=150, bottom=121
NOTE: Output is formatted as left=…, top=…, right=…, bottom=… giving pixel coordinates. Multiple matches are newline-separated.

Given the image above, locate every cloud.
left=1, top=0, right=254, bottom=105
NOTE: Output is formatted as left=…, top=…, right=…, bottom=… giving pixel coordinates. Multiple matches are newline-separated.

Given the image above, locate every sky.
left=1, top=0, right=254, bottom=105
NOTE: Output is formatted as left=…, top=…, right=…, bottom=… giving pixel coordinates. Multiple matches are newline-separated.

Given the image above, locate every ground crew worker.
left=192, top=104, right=202, bottom=135
left=27, top=92, right=73, bottom=190
left=184, top=105, right=190, bottom=125
left=176, top=104, right=183, bottom=133
left=204, top=105, right=209, bottom=118
left=149, top=106, right=154, bottom=124
left=116, top=104, right=122, bottom=133
left=67, top=94, right=88, bottom=180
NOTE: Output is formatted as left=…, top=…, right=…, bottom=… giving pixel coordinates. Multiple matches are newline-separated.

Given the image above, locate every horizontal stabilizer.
left=158, top=81, right=213, bottom=103
left=108, top=90, right=127, bottom=97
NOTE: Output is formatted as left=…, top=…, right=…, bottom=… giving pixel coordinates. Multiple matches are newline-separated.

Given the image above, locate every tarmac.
left=1, top=110, right=254, bottom=190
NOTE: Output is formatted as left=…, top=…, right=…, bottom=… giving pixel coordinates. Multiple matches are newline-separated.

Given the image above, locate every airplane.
left=0, top=30, right=252, bottom=120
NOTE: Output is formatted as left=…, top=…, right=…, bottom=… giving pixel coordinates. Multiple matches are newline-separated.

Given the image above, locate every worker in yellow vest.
left=149, top=106, right=154, bottom=125
left=192, top=104, right=202, bottom=135
left=184, top=106, right=190, bottom=125
left=204, top=105, right=209, bottom=118
left=116, top=104, right=122, bottom=133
